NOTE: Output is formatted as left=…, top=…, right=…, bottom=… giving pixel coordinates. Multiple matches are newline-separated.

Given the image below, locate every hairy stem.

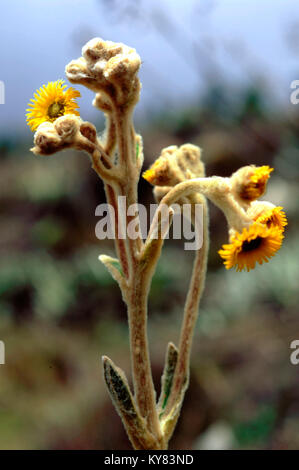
left=164, top=198, right=209, bottom=420
left=127, top=272, right=165, bottom=448
left=105, top=183, right=130, bottom=279
left=106, top=106, right=163, bottom=446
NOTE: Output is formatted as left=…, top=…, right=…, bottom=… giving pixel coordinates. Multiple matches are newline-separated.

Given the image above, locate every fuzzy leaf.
left=158, top=342, right=178, bottom=416
left=99, top=255, right=124, bottom=284
left=102, top=356, right=158, bottom=450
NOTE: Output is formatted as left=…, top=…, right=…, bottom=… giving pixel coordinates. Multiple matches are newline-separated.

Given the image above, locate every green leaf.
left=109, top=259, right=123, bottom=275
left=99, top=255, right=124, bottom=284
left=158, top=342, right=178, bottom=416
left=102, top=356, right=157, bottom=450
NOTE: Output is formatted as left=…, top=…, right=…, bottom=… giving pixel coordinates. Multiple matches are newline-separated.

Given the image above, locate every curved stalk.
left=162, top=198, right=209, bottom=439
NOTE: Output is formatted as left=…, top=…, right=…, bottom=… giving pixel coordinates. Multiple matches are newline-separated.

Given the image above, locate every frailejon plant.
left=26, top=38, right=287, bottom=450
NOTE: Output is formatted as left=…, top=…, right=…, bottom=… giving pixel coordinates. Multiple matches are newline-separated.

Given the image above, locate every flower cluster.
left=220, top=166, right=287, bottom=272
left=65, top=37, right=141, bottom=109
left=144, top=153, right=287, bottom=272
left=143, top=144, right=206, bottom=212
left=143, top=144, right=205, bottom=187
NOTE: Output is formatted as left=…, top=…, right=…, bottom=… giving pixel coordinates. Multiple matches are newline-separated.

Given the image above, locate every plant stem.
left=164, top=198, right=209, bottom=419
left=108, top=107, right=163, bottom=447
left=127, top=273, right=164, bottom=448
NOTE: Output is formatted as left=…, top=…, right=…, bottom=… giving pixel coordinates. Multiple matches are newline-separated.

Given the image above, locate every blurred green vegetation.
left=0, top=84, right=299, bottom=449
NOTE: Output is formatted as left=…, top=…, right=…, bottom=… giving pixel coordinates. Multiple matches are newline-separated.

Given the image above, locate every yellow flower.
left=218, top=223, right=283, bottom=272
left=143, top=156, right=179, bottom=187
left=26, top=80, right=80, bottom=132
left=247, top=202, right=288, bottom=233
left=240, top=166, right=273, bottom=201
left=255, top=206, right=287, bottom=232
left=231, top=165, right=274, bottom=205
left=142, top=159, right=163, bottom=185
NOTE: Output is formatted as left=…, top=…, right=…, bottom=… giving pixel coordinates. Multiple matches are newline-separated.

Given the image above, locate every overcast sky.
left=0, top=0, right=299, bottom=134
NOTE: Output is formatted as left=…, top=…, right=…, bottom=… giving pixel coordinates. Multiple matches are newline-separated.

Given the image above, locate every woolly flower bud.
left=230, top=165, right=273, bottom=205
left=31, top=115, right=81, bottom=155
left=175, top=144, right=205, bottom=179
left=79, top=121, right=97, bottom=143
left=55, top=115, right=80, bottom=143
left=143, top=149, right=180, bottom=186
left=31, top=122, right=63, bottom=156
left=66, top=38, right=141, bottom=107
left=143, top=144, right=204, bottom=186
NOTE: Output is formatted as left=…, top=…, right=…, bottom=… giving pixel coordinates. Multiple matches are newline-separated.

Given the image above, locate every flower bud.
left=79, top=121, right=97, bottom=143
left=143, top=144, right=204, bottom=187
left=230, top=165, right=273, bottom=205
left=66, top=38, right=141, bottom=107
left=31, top=122, right=62, bottom=155
left=54, top=115, right=80, bottom=143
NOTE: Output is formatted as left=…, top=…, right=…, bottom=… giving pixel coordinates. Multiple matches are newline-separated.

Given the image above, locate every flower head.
left=26, top=80, right=80, bottom=131
left=142, top=157, right=173, bottom=186
left=247, top=201, right=287, bottom=233
left=218, top=223, right=283, bottom=272
left=256, top=206, right=287, bottom=230
left=231, top=165, right=273, bottom=203
left=242, top=165, right=273, bottom=200
left=143, top=144, right=204, bottom=186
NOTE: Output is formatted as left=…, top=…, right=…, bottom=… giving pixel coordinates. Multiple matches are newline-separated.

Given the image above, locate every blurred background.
left=0, top=0, right=299, bottom=450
